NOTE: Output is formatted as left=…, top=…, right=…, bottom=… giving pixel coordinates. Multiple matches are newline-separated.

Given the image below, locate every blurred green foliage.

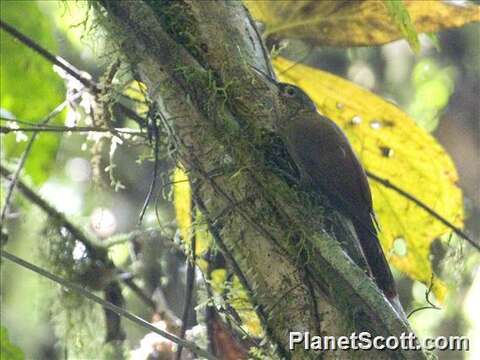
left=409, top=58, right=456, bottom=132
left=0, top=0, right=65, bottom=184
left=1, top=326, right=24, bottom=360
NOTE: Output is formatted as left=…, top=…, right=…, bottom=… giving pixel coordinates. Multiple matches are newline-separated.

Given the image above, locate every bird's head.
left=249, top=65, right=317, bottom=131
left=276, top=82, right=317, bottom=113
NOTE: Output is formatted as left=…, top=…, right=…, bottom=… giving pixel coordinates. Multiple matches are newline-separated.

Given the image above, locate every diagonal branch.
left=1, top=164, right=102, bottom=254
left=0, top=249, right=217, bottom=360
left=367, top=171, right=478, bottom=251
left=0, top=19, right=146, bottom=127
left=0, top=19, right=94, bottom=89
left=0, top=164, right=158, bottom=313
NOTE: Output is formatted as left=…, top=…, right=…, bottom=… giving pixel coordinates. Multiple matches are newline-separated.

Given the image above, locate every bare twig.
left=407, top=274, right=441, bottom=318
left=205, top=250, right=216, bottom=355
left=367, top=171, right=479, bottom=251
left=0, top=164, right=160, bottom=312
left=102, top=228, right=158, bottom=248
left=276, top=44, right=314, bottom=76
left=0, top=19, right=146, bottom=127
left=0, top=98, right=72, bottom=230
left=176, top=202, right=197, bottom=360
left=0, top=116, right=66, bottom=127
left=122, top=277, right=157, bottom=311
left=0, top=19, right=95, bottom=89
left=1, top=125, right=143, bottom=135
left=0, top=249, right=217, bottom=360
left=138, top=104, right=161, bottom=223
left=191, top=189, right=269, bottom=329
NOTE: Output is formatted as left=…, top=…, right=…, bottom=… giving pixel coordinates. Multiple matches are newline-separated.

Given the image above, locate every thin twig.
left=0, top=249, right=217, bottom=360
left=187, top=155, right=285, bottom=252
left=139, top=104, right=161, bottom=223
left=1, top=125, right=143, bottom=135
left=122, top=277, right=157, bottom=311
left=204, top=250, right=216, bottom=356
left=176, top=218, right=197, bottom=360
left=0, top=142, right=35, bottom=229
left=191, top=187, right=271, bottom=334
left=0, top=19, right=146, bottom=127
left=0, top=164, right=159, bottom=312
left=102, top=228, right=158, bottom=248
left=407, top=273, right=441, bottom=318
left=367, top=171, right=479, bottom=251
left=113, top=102, right=147, bottom=128
left=191, top=185, right=253, bottom=298
left=264, top=283, right=303, bottom=318
left=276, top=44, right=314, bottom=76
left=0, top=116, right=65, bottom=127
left=0, top=19, right=95, bottom=89
left=0, top=98, right=71, bottom=230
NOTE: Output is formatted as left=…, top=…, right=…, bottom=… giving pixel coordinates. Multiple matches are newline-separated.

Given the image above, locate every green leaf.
left=0, top=326, right=25, bottom=360
left=384, top=0, right=419, bottom=52
left=1, top=0, right=66, bottom=184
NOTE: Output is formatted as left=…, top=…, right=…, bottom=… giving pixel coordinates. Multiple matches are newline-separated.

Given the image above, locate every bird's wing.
left=288, top=117, right=372, bottom=219
left=329, top=119, right=373, bottom=211
left=287, top=117, right=397, bottom=300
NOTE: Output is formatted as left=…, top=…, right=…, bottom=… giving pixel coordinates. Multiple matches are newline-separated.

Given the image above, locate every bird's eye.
left=283, top=86, right=296, bottom=97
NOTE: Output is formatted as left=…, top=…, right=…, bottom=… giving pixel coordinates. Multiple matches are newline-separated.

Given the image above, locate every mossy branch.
left=95, top=1, right=426, bottom=359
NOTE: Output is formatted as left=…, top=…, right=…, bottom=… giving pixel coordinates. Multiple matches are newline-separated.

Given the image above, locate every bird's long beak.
left=249, top=64, right=283, bottom=132
left=249, top=64, right=279, bottom=93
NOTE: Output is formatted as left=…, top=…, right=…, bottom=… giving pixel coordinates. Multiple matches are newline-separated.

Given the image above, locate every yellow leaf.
left=174, top=174, right=260, bottom=332
left=231, top=275, right=262, bottom=336
left=193, top=209, right=213, bottom=270
left=210, top=269, right=262, bottom=336
left=245, top=0, right=480, bottom=47
left=123, top=80, right=148, bottom=114
left=273, top=57, right=464, bottom=302
left=173, top=168, right=211, bottom=271
left=173, top=166, right=192, bottom=243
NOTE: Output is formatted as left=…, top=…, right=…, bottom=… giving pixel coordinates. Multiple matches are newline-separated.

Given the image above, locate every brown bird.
left=254, top=68, right=405, bottom=318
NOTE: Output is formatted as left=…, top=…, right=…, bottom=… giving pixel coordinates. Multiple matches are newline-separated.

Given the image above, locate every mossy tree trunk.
left=95, top=1, right=426, bottom=359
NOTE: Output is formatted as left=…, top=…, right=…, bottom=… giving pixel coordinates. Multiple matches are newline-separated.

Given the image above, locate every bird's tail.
left=353, top=217, right=408, bottom=323
left=389, top=294, right=409, bottom=324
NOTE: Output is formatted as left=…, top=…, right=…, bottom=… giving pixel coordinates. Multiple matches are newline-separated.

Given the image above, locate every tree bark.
left=95, top=1, right=426, bottom=359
